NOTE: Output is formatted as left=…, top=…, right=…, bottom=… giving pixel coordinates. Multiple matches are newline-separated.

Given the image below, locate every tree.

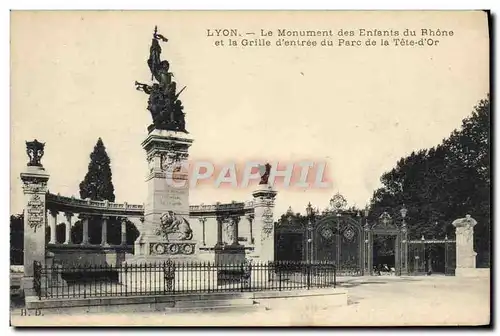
left=10, top=213, right=24, bottom=265
left=369, top=96, right=491, bottom=266
left=79, top=138, right=116, bottom=202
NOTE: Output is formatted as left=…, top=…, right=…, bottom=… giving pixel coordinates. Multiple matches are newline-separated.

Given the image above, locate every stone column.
left=64, top=212, right=73, bottom=244
left=20, top=140, right=50, bottom=297
left=452, top=215, right=478, bottom=276
left=101, top=215, right=109, bottom=246
left=121, top=217, right=127, bottom=246
left=48, top=209, right=58, bottom=244
left=81, top=215, right=90, bottom=245
left=231, top=216, right=240, bottom=246
left=140, top=130, right=193, bottom=253
left=134, top=216, right=146, bottom=255
left=216, top=215, right=224, bottom=247
left=252, top=184, right=278, bottom=261
left=246, top=213, right=254, bottom=245
left=198, top=217, right=207, bottom=246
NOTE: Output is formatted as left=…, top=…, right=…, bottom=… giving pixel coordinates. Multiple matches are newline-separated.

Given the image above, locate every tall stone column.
left=121, top=217, right=127, bottom=246
left=81, top=215, right=90, bottom=245
left=48, top=209, right=58, bottom=244
left=252, top=184, right=277, bottom=261
left=216, top=215, right=224, bottom=247
left=230, top=216, right=240, bottom=246
left=64, top=212, right=73, bottom=244
left=198, top=217, right=207, bottom=246
left=101, top=215, right=109, bottom=246
left=246, top=213, right=254, bottom=245
left=131, top=129, right=195, bottom=261
left=452, top=215, right=478, bottom=276
left=20, top=139, right=50, bottom=297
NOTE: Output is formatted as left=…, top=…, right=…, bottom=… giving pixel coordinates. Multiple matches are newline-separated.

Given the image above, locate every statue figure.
left=156, top=211, right=193, bottom=240
left=259, top=163, right=272, bottom=185
left=224, top=218, right=235, bottom=244
left=135, top=26, right=188, bottom=133
left=26, top=139, right=45, bottom=167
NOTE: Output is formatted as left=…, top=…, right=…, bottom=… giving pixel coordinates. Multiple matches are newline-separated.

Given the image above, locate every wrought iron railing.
left=33, top=261, right=42, bottom=299
left=32, top=260, right=336, bottom=299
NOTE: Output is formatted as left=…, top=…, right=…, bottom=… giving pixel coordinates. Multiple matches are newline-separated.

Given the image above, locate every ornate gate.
left=274, top=219, right=305, bottom=263
left=365, top=212, right=408, bottom=276
left=274, top=209, right=365, bottom=275
left=313, top=215, right=364, bottom=275
left=407, top=237, right=456, bottom=275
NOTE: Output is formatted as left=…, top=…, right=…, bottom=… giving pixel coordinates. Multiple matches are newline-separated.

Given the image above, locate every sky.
left=10, top=11, right=489, bottom=217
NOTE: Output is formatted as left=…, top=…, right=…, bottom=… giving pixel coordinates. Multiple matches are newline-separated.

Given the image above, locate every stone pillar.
left=252, top=184, right=278, bottom=261
left=101, top=215, right=109, bottom=246
left=246, top=213, right=254, bottom=245
left=216, top=215, right=224, bottom=247
left=48, top=209, right=58, bottom=244
left=452, top=215, right=478, bottom=276
left=20, top=139, right=50, bottom=297
left=64, top=212, right=73, bottom=244
left=231, top=216, right=240, bottom=246
left=121, top=217, right=127, bottom=246
left=134, top=216, right=146, bottom=255
left=140, top=129, right=194, bottom=252
left=81, top=215, right=90, bottom=245
left=198, top=217, right=207, bottom=246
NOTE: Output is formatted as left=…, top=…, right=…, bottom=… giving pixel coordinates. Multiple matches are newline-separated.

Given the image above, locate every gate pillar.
left=252, top=184, right=277, bottom=262
left=20, top=140, right=50, bottom=297
left=363, top=222, right=372, bottom=275
left=452, top=215, right=478, bottom=276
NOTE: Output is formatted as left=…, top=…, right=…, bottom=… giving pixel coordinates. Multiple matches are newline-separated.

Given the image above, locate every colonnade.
left=46, top=210, right=138, bottom=246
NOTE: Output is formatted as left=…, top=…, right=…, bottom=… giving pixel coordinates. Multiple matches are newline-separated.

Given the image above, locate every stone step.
left=173, top=292, right=253, bottom=302
left=165, top=303, right=260, bottom=314
left=174, top=298, right=256, bottom=308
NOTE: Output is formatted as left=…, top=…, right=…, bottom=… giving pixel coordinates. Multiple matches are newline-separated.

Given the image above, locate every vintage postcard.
left=10, top=10, right=490, bottom=327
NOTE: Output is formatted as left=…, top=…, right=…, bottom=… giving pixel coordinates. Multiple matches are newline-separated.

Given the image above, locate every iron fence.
left=33, top=260, right=336, bottom=300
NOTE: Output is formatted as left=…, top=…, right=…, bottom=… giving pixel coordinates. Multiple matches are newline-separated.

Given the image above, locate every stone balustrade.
left=46, top=193, right=144, bottom=216
left=46, top=193, right=254, bottom=218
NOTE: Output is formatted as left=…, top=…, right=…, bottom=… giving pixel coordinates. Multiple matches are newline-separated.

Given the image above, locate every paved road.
left=11, top=275, right=490, bottom=327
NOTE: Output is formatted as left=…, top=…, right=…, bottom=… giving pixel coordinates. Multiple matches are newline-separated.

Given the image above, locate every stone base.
left=22, top=288, right=348, bottom=316
left=132, top=239, right=197, bottom=258
left=455, top=267, right=490, bottom=277
left=21, top=276, right=36, bottom=297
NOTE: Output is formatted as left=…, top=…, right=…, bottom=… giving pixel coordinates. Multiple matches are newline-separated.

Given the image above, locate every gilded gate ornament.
left=325, top=192, right=347, bottom=213
left=343, top=226, right=356, bottom=240
left=321, top=228, right=334, bottom=239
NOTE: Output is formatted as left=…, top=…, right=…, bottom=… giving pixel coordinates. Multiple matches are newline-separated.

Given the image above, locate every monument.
left=128, top=27, right=195, bottom=263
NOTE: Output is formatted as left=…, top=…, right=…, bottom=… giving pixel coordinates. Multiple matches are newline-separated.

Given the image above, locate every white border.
left=2, top=1, right=497, bottom=333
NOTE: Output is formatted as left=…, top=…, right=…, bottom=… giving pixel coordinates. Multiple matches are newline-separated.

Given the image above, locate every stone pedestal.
left=214, top=245, right=246, bottom=265
left=251, top=185, right=278, bottom=262
left=20, top=165, right=50, bottom=296
left=127, top=129, right=198, bottom=265
left=452, top=215, right=477, bottom=276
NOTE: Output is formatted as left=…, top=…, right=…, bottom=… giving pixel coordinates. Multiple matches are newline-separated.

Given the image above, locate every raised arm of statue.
left=147, top=38, right=162, bottom=81
left=135, top=81, right=153, bottom=94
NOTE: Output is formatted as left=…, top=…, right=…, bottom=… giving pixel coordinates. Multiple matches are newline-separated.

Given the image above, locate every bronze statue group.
left=135, top=26, right=188, bottom=134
